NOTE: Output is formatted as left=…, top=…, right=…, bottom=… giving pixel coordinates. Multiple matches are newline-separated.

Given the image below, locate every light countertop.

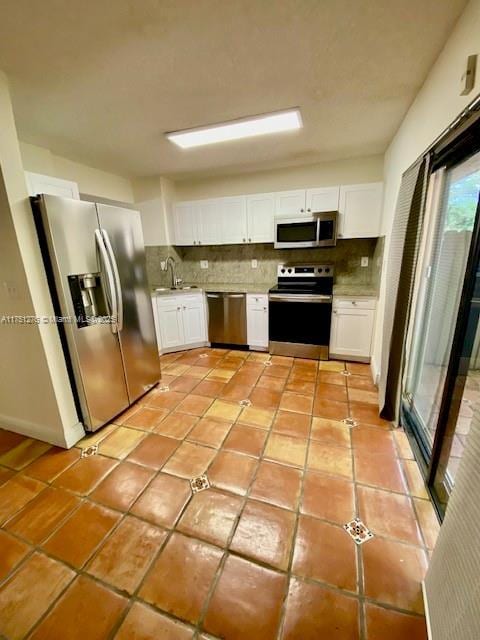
left=151, top=282, right=378, bottom=297
left=333, top=284, right=379, bottom=297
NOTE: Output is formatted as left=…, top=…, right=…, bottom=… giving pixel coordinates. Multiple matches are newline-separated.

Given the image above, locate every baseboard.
left=160, top=341, right=209, bottom=355
left=0, top=413, right=85, bottom=449
left=422, top=581, right=433, bottom=640
left=370, top=355, right=380, bottom=385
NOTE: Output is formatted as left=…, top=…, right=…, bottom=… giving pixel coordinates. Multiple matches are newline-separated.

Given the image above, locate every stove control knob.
left=281, top=268, right=286, bottom=274
left=325, top=267, right=330, bottom=273
left=287, top=268, right=293, bottom=274
left=317, top=267, right=323, bottom=273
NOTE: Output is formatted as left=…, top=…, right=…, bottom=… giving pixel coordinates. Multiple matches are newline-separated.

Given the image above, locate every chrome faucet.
left=164, top=256, right=182, bottom=288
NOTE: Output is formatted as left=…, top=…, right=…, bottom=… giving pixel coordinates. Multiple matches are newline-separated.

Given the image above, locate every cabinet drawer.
left=247, top=293, right=268, bottom=308
left=333, top=297, right=376, bottom=311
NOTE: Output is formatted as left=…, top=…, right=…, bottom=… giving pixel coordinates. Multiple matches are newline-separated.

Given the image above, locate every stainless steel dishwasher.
left=206, top=292, right=247, bottom=345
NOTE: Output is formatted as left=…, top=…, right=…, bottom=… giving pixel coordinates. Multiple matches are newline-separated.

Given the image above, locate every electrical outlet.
left=251, top=259, right=258, bottom=269
left=200, top=260, right=209, bottom=269
left=160, top=260, right=166, bottom=270
left=361, top=257, right=369, bottom=267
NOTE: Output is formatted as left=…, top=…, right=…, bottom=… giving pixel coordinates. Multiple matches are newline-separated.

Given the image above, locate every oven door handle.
left=269, top=294, right=332, bottom=303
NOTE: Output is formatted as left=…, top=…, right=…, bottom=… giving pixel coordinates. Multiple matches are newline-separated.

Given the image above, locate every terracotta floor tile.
left=307, top=441, right=353, bottom=478
left=262, top=364, right=289, bottom=379
left=358, top=485, right=423, bottom=546
left=238, top=405, right=275, bottom=429
left=0, top=474, right=46, bottom=525
left=207, top=368, right=236, bottom=382
left=319, top=360, right=345, bottom=372
left=23, top=446, right=79, bottom=482
left=347, top=374, right=378, bottom=392
left=0, top=438, right=51, bottom=470
left=222, top=424, right=267, bottom=457
left=88, top=515, right=167, bottom=594
left=177, top=489, right=243, bottom=546
left=0, top=530, right=31, bottom=582
left=205, top=399, right=242, bottom=422
left=154, top=412, right=198, bottom=439
left=315, top=382, right=349, bottom=402
left=146, top=390, right=186, bottom=410
left=42, top=501, right=120, bottom=568
left=162, top=441, right=216, bottom=478
left=403, top=460, right=429, bottom=499
left=127, top=433, right=179, bottom=469
left=350, top=402, right=391, bottom=428
left=256, top=375, right=286, bottom=391
left=317, top=370, right=346, bottom=386
left=100, top=426, right=146, bottom=459
left=0, top=552, right=74, bottom=640
left=230, top=499, right=296, bottom=570
left=89, top=461, right=155, bottom=511
left=270, top=355, right=294, bottom=366
left=163, top=363, right=192, bottom=376
left=0, top=429, right=26, bottom=455
left=347, top=361, right=372, bottom=376
left=264, top=433, right=307, bottom=468
left=193, top=379, right=227, bottom=398
left=365, top=602, right=428, bottom=640
left=279, top=391, right=313, bottom=414
left=176, top=394, right=214, bottom=416
left=272, top=410, right=311, bottom=438
left=351, top=424, right=396, bottom=455
left=122, top=407, right=170, bottom=430
left=220, top=381, right=254, bottom=401
left=6, top=487, right=80, bottom=544
left=185, top=365, right=214, bottom=379
left=139, top=532, right=223, bottom=624
left=53, top=455, right=117, bottom=495
left=301, top=470, right=355, bottom=524
left=208, top=450, right=257, bottom=495
left=29, top=575, right=127, bottom=640
left=348, top=387, right=379, bottom=404
left=75, top=423, right=117, bottom=449
left=354, top=450, right=407, bottom=493
left=285, top=378, right=316, bottom=394
left=169, top=375, right=201, bottom=393
left=363, top=537, right=428, bottom=613
left=186, top=417, right=232, bottom=448
left=393, top=429, right=414, bottom=459
left=0, top=466, right=14, bottom=486
left=204, top=554, right=287, bottom=640
left=250, top=461, right=302, bottom=511
left=115, top=601, right=194, bottom=640
left=289, top=369, right=317, bottom=384
left=313, top=397, right=349, bottom=420
left=413, top=498, right=440, bottom=549
left=311, top=417, right=351, bottom=447
left=130, top=472, right=192, bottom=527
left=249, top=387, right=282, bottom=409
left=281, top=577, right=359, bottom=640
left=292, top=515, right=357, bottom=592
left=230, top=370, right=262, bottom=386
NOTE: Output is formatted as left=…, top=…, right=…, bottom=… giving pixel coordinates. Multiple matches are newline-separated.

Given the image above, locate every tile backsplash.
left=146, top=238, right=383, bottom=290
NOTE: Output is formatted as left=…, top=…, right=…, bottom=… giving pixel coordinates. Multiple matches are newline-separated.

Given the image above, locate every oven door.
left=268, top=293, right=332, bottom=359
left=274, top=217, right=318, bottom=249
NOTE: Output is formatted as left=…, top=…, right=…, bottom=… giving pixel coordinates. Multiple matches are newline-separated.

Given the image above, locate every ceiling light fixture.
left=166, top=108, right=302, bottom=149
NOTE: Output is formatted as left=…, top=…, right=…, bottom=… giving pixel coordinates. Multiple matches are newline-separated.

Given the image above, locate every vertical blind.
left=379, top=157, right=429, bottom=421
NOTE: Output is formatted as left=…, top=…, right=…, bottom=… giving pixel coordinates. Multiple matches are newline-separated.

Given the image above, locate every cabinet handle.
left=352, top=301, right=357, bottom=306
left=248, top=238, right=252, bottom=242
left=243, top=238, right=246, bottom=242
left=263, top=307, right=267, bottom=311
left=177, top=306, right=181, bottom=311
left=333, top=310, right=337, bottom=314
left=307, top=208, right=311, bottom=212
left=198, top=241, right=202, bottom=245
left=193, top=241, right=196, bottom=245
left=183, top=306, right=186, bottom=310
left=300, top=208, right=304, bottom=213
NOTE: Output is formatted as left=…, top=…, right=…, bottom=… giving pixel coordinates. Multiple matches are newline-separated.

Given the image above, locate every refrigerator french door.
left=35, top=194, right=160, bottom=431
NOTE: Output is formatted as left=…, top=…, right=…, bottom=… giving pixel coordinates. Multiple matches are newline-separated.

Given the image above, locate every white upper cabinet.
left=305, top=186, right=340, bottom=213
left=25, top=172, right=80, bottom=199
left=173, top=201, right=199, bottom=246
left=274, top=190, right=306, bottom=216
left=338, top=182, right=383, bottom=238
left=246, top=193, right=275, bottom=243
left=220, top=196, right=248, bottom=244
left=198, top=200, right=223, bottom=245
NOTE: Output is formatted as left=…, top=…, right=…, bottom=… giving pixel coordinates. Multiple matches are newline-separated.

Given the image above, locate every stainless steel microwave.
left=274, top=212, right=337, bottom=249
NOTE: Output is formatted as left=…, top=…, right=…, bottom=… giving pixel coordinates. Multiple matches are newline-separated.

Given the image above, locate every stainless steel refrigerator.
left=34, top=194, right=160, bottom=432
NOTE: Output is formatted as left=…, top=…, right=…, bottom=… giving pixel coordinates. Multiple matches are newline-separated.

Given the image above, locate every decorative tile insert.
left=158, top=385, right=170, bottom=392
left=343, top=517, right=374, bottom=545
left=340, top=370, right=352, bottom=377
left=342, top=418, right=358, bottom=428
left=190, top=474, right=210, bottom=494
left=81, top=444, right=98, bottom=458
left=239, top=399, right=252, bottom=407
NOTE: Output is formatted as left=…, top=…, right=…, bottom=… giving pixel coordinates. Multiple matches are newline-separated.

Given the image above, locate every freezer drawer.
left=207, top=292, right=247, bottom=345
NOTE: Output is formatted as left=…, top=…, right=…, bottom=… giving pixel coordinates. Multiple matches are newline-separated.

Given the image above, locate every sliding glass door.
left=402, top=150, right=480, bottom=515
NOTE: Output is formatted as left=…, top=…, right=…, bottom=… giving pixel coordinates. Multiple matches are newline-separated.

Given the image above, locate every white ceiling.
left=0, top=0, right=466, bottom=180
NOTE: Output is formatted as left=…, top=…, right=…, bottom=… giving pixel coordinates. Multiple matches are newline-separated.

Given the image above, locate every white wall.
left=0, top=71, right=83, bottom=447
left=20, top=141, right=134, bottom=203
left=372, top=0, right=480, bottom=381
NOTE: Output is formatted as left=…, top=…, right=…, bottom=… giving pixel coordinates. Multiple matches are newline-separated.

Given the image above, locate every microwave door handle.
left=95, top=229, right=118, bottom=333
left=101, top=229, right=123, bottom=332
left=316, top=218, right=320, bottom=245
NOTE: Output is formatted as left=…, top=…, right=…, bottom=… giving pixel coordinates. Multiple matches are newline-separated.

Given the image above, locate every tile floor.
left=0, top=347, right=440, bottom=639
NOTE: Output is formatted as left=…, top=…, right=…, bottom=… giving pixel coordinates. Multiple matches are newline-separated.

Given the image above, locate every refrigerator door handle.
left=95, top=229, right=118, bottom=334
left=101, top=229, right=124, bottom=332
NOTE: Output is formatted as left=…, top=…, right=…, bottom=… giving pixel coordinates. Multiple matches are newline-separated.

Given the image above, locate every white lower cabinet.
left=330, top=297, right=376, bottom=361
left=152, top=293, right=207, bottom=353
left=247, top=294, right=269, bottom=350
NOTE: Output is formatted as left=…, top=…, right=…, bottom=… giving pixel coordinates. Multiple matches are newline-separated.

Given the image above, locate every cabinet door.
left=181, top=295, right=207, bottom=344
left=246, top=193, right=275, bottom=243
left=198, top=200, right=223, bottom=245
left=305, top=187, right=339, bottom=213
left=157, top=298, right=184, bottom=348
left=330, top=308, right=374, bottom=358
left=338, top=183, right=383, bottom=238
left=220, top=196, right=248, bottom=244
left=275, top=190, right=306, bottom=216
left=151, top=296, right=162, bottom=352
left=247, top=295, right=269, bottom=348
left=25, top=172, right=80, bottom=199
left=173, top=202, right=199, bottom=246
